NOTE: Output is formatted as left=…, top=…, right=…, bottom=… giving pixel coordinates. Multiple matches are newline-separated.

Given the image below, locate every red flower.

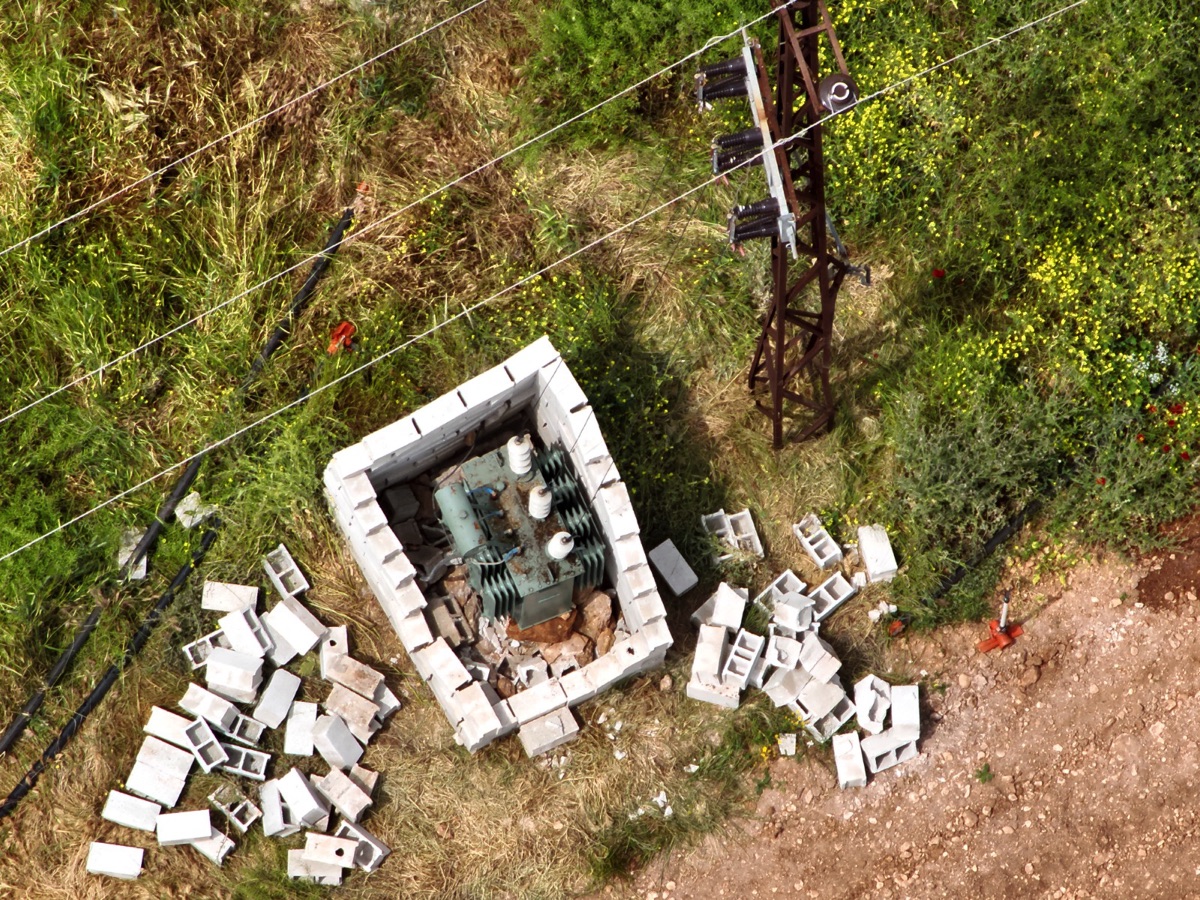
left=1096, top=477, right=1107, bottom=485
left=1148, top=405, right=1157, bottom=413
left=1183, top=452, right=1192, bottom=461
left=932, top=268, right=946, bottom=279
left=1136, top=433, right=1145, bottom=443
left=1169, top=419, right=1178, bottom=428
left=1169, top=403, right=1185, bottom=415
left=1163, top=444, right=1172, bottom=453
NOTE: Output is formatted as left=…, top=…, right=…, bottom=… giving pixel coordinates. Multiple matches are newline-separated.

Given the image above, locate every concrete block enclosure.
left=324, top=337, right=673, bottom=754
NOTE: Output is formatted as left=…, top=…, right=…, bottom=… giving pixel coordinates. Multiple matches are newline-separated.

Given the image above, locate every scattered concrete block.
left=201, top=581, right=258, bottom=613
left=747, top=653, right=770, bottom=690
left=145, top=706, right=192, bottom=749
left=832, top=732, right=868, bottom=788
left=205, top=647, right=264, bottom=704
left=727, top=508, right=763, bottom=557
left=810, top=571, right=857, bottom=622
left=798, top=632, right=842, bottom=683
left=692, top=623, right=728, bottom=688
left=710, top=583, right=747, bottom=630
left=208, top=784, right=261, bottom=834
left=181, top=628, right=232, bottom=670
left=852, top=571, right=868, bottom=589
left=288, top=849, right=343, bottom=885
left=763, top=666, right=814, bottom=707
left=454, top=682, right=505, bottom=751
left=259, top=779, right=300, bottom=837
left=685, top=674, right=740, bottom=708
left=858, top=524, right=898, bottom=583
left=700, top=509, right=734, bottom=562
left=284, top=701, right=319, bottom=756
left=860, top=728, right=919, bottom=773
left=374, top=683, right=401, bottom=720
left=793, top=513, right=843, bottom=569
left=517, top=706, right=580, bottom=757
left=157, top=809, right=212, bottom=846
left=303, top=833, right=359, bottom=869
left=348, top=764, right=379, bottom=799
left=278, top=767, right=331, bottom=826
left=721, top=629, right=764, bottom=690
left=118, top=528, right=148, bottom=581
left=125, top=760, right=187, bottom=808
left=324, top=683, right=381, bottom=744
left=853, top=674, right=891, bottom=735
left=777, top=733, right=797, bottom=757
left=319, top=626, right=349, bottom=678
left=189, top=827, right=236, bottom=866
left=263, top=543, right=310, bottom=600
left=265, top=596, right=327, bottom=656
left=180, top=683, right=238, bottom=731
left=175, top=492, right=216, bottom=529
left=772, top=593, right=815, bottom=635
left=794, top=677, right=846, bottom=722
left=763, top=633, right=802, bottom=670
left=102, top=790, right=161, bottom=832
left=889, top=684, right=921, bottom=741
left=214, top=710, right=266, bottom=746
left=331, top=819, right=391, bottom=872
left=314, top=767, right=373, bottom=822
left=313, top=714, right=363, bottom=770
left=753, top=570, right=807, bottom=611
left=804, top=695, right=857, bottom=742
left=184, top=717, right=230, bottom=773
left=253, top=669, right=302, bottom=729
left=86, top=842, right=143, bottom=880
left=217, top=743, right=270, bottom=781
left=217, top=607, right=274, bottom=658
left=324, top=654, right=385, bottom=700
left=647, top=539, right=698, bottom=597
left=136, top=735, right=195, bottom=781
left=260, top=605, right=300, bottom=666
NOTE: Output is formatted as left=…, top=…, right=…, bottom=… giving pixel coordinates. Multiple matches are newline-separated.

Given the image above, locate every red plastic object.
left=328, top=321, right=356, bottom=355
left=976, top=618, right=1023, bottom=653
left=888, top=619, right=906, bottom=637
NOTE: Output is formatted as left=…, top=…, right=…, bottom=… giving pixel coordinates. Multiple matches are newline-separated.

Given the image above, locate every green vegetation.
left=0, top=0, right=1197, bottom=895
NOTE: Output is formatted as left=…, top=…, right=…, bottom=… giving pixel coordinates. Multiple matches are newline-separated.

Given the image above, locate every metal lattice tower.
left=697, top=0, right=861, bottom=448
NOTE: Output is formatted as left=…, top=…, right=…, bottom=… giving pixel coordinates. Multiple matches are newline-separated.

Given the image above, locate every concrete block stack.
left=89, top=549, right=393, bottom=885
left=322, top=337, right=673, bottom=758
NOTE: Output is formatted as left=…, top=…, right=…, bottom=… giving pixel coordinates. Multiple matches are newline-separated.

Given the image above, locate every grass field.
left=0, top=0, right=1198, bottom=896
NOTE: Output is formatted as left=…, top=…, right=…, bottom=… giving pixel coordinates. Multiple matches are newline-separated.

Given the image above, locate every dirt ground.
left=602, top=529, right=1200, bottom=900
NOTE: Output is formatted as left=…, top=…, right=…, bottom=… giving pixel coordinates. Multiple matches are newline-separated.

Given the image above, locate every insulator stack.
left=731, top=197, right=780, bottom=220
left=729, top=216, right=780, bottom=243
left=711, top=148, right=763, bottom=175
left=697, top=57, right=747, bottom=80
left=698, top=76, right=749, bottom=104
left=714, top=128, right=762, bottom=151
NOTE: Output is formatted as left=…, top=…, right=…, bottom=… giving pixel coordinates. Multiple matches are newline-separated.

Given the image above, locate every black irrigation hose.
left=0, top=523, right=220, bottom=823
left=0, top=207, right=354, bottom=757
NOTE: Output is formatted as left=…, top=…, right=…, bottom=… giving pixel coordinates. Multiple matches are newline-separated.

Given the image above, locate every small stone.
left=962, top=811, right=978, bottom=828
left=659, top=674, right=673, bottom=692
left=666, top=882, right=676, bottom=891
left=1165, top=591, right=1175, bottom=602
left=958, top=674, right=971, bottom=689
left=1025, top=863, right=1034, bottom=875
left=1020, top=666, right=1040, bottom=688
left=1003, top=826, right=1015, bottom=835
left=1109, top=597, right=1122, bottom=608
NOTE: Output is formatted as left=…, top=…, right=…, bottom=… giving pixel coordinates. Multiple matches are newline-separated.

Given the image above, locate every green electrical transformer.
left=433, top=436, right=605, bottom=630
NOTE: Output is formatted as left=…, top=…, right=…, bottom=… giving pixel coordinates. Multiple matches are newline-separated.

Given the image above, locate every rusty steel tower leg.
left=745, top=0, right=852, bottom=448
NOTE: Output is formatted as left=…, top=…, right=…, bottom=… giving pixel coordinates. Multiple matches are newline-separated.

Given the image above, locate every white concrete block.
left=832, top=732, right=868, bottom=788
left=189, top=827, right=236, bottom=866
left=125, top=760, right=187, bottom=808
left=278, top=767, right=331, bottom=826
left=798, top=632, right=842, bottom=682
left=288, top=848, right=343, bottom=885
left=218, top=743, right=271, bottom=781
left=721, top=629, right=764, bottom=690
left=348, top=764, right=380, bottom=799
left=889, top=684, right=921, bottom=741
left=324, top=683, right=381, bottom=744
left=314, top=767, right=373, bottom=823
left=374, top=683, right=401, bottom=720
left=180, top=683, right=238, bottom=731
left=647, top=539, right=698, bottom=597
left=458, top=364, right=518, bottom=412
left=685, top=674, right=740, bottom=708
left=594, top=483, right=640, bottom=541
left=640, top=616, right=673, bottom=653
left=329, top=443, right=372, bottom=479
left=217, top=607, right=273, bottom=658
left=518, top=706, right=580, bottom=757
left=137, top=736, right=195, bottom=781
left=214, top=710, right=266, bottom=746
left=506, top=680, right=568, bottom=726
left=764, top=633, right=802, bottom=670
left=747, top=653, right=770, bottom=690
left=858, top=524, right=898, bottom=583
left=331, top=820, right=391, bottom=872
left=202, top=581, right=258, bottom=613
left=803, top=695, right=857, bottom=742
left=794, top=678, right=846, bottom=722
left=361, top=417, right=421, bottom=464
left=266, top=596, right=327, bottom=656
left=752, top=570, right=807, bottom=611
left=263, top=543, right=310, bottom=600
left=157, top=809, right=212, bottom=846
left=284, top=701, right=319, bottom=756
left=253, top=669, right=302, bottom=729
left=319, top=626, right=350, bottom=677
left=860, top=728, right=919, bottom=773
left=810, top=571, right=857, bottom=622
left=793, top=513, right=843, bottom=569
left=145, top=706, right=192, bottom=749
left=183, top=717, right=229, bottom=773
left=303, top=833, right=359, bottom=869
left=692, top=623, right=728, bottom=687
left=260, top=605, right=300, bottom=666
left=181, top=628, right=232, bottom=670
left=727, top=508, right=763, bottom=557
left=504, top=336, right=560, bottom=385
left=454, top=682, right=504, bottom=751
left=86, top=842, right=143, bottom=880
left=324, top=654, right=385, bottom=699
left=208, top=784, right=261, bottom=834
left=853, top=674, right=891, bottom=735
left=205, top=647, right=264, bottom=704
left=259, top=779, right=300, bottom=837
left=341, top=470, right=376, bottom=509
left=313, top=714, right=363, bottom=770
left=763, top=665, right=814, bottom=707
left=558, top=667, right=598, bottom=705
left=413, top=639, right=471, bottom=690
left=710, top=583, right=747, bottom=630
left=102, top=790, right=161, bottom=832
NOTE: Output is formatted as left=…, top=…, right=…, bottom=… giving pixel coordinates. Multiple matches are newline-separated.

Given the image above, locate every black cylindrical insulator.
left=714, top=128, right=761, bottom=151
left=731, top=216, right=779, bottom=243
left=700, top=76, right=748, bottom=103
left=712, top=148, right=763, bottom=174
left=732, top=197, right=780, bottom=220
left=697, top=57, right=747, bottom=80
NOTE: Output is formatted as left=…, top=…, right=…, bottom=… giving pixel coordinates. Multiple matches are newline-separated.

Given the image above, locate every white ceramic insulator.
left=506, top=434, right=533, bottom=475
left=528, top=485, right=552, bottom=520
left=547, top=532, right=574, bottom=560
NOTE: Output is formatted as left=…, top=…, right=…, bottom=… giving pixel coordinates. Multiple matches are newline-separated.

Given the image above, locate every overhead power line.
left=0, top=0, right=492, bottom=262
left=0, top=3, right=784, bottom=431
left=0, top=0, right=1091, bottom=567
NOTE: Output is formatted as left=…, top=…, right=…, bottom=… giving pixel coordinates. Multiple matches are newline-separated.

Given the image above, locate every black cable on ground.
left=0, top=207, right=354, bottom=757
left=0, top=522, right=220, bottom=823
